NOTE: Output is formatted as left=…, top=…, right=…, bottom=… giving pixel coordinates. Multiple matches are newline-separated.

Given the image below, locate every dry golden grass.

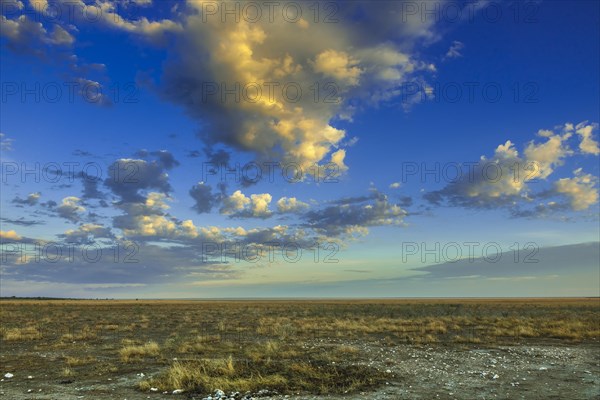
left=65, top=355, right=96, bottom=366
left=336, top=344, right=359, bottom=354
left=177, top=336, right=209, bottom=354
left=119, top=341, right=160, bottom=362
left=140, top=353, right=385, bottom=394
left=98, top=323, right=119, bottom=331
left=451, top=335, right=482, bottom=343
left=3, top=326, right=42, bottom=341
left=0, top=298, right=598, bottom=396
left=138, top=359, right=288, bottom=393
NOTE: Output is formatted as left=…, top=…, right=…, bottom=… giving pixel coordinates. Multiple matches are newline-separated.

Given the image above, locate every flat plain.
left=0, top=298, right=599, bottom=399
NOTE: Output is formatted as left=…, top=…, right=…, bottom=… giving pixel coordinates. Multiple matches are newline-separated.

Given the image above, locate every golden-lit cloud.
left=0, top=230, right=22, bottom=241
left=56, top=196, right=85, bottom=222
left=554, top=169, right=599, bottom=211
left=276, top=197, right=309, bottom=213
left=425, top=121, right=600, bottom=214
left=158, top=0, right=433, bottom=172
left=572, top=122, right=600, bottom=155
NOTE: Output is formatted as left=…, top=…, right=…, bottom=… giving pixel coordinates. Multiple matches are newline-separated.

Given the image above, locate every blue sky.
left=0, top=0, right=599, bottom=298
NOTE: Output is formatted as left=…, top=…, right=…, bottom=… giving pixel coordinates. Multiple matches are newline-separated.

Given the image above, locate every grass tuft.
left=119, top=341, right=160, bottom=362
left=3, top=326, right=42, bottom=341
